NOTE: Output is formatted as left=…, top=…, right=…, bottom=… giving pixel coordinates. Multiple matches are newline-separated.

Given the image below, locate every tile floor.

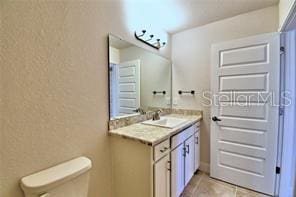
left=181, top=171, right=270, bottom=197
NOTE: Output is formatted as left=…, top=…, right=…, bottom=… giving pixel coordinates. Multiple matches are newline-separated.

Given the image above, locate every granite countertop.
left=109, top=114, right=202, bottom=146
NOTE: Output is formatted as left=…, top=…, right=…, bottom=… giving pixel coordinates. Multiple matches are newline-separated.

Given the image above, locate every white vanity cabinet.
left=111, top=136, right=171, bottom=197
left=194, top=127, right=200, bottom=172
left=154, top=139, right=171, bottom=197
left=111, top=121, right=200, bottom=197
left=184, top=134, right=195, bottom=185
left=171, top=144, right=185, bottom=197
left=154, top=154, right=170, bottom=197
left=171, top=123, right=199, bottom=197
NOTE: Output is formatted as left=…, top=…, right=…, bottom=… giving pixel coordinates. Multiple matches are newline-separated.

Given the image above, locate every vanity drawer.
left=154, top=139, right=170, bottom=161
left=171, top=125, right=195, bottom=149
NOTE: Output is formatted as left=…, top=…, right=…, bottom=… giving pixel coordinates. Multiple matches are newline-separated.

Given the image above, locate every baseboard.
left=199, top=162, right=210, bottom=173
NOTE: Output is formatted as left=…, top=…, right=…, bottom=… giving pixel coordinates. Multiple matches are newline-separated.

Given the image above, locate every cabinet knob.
left=160, top=147, right=168, bottom=153
left=186, top=144, right=190, bottom=154
left=195, top=137, right=199, bottom=144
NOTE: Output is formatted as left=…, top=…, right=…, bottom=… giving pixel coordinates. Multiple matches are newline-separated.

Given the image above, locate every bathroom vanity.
left=110, top=114, right=201, bottom=197
left=108, top=34, right=202, bottom=197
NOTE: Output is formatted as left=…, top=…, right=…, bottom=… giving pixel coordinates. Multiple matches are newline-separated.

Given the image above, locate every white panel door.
left=184, top=135, right=195, bottom=185
left=171, top=144, right=185, bottom=197
left=117, top=60, right=140, bottom=116
left=154, top=154, right=170, bottom=197
left=211, top=33, right=280, bottom=195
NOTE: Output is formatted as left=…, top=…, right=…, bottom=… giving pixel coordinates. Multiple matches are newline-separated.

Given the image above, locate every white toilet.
left=20, top=157, right=92, bottom=197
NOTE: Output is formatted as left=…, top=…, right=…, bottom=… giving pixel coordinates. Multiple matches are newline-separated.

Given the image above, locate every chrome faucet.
left=152, top=109, right=162, bottom=121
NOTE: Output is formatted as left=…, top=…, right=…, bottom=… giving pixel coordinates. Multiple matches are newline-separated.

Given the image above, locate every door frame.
left=278, top=7, right=296, bottom=196
left=277, top=30, right=296, bottom=197
left=279, top=0, right=296, bottom=32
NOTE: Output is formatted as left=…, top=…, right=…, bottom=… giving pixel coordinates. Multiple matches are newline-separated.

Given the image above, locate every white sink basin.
left=142, top=117, right=188, bottom=129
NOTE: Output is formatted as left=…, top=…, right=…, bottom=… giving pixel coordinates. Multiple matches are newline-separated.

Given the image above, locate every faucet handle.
left=156, top=109, right=163, bottom=113
left=133, top=108, right=146, bottom=115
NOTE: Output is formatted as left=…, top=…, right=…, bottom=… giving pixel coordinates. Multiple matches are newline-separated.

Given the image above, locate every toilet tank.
left=20, top=157, right=92, bottom=197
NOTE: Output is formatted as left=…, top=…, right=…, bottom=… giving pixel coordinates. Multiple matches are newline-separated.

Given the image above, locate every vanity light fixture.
left=145, top=34, right=154, bottom=42
left=137, top=30, right=146, bottom=37
left=135, top=29, right=166, bottom=50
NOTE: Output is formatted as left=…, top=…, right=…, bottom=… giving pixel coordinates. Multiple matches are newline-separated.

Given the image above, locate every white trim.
left=279, top=30, right=296, bottom=197
left=275, top=33, right=286, bottom=196
left=279, top=1, right=296, bottom=32
left=199, top=162, right=210, bottom=173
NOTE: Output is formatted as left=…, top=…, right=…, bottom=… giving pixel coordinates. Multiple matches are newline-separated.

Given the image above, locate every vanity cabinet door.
left=171, top=144, right=185, bottom=197
left=184, top=135, right=195, bottom=185
left=154, top=154, right=170, bottom=197
left=194, top=131, right=200, bottom=172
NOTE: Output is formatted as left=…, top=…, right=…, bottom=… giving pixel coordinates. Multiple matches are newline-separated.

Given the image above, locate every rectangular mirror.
left=108, top=34, right=172, bottom=119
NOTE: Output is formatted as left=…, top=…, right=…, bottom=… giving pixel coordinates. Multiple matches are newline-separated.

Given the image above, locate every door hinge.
left=276, top=166, right=281, bottom=174
left=280, top=46, right=285, bottom=55
left=279, top=107, right=284, bottom=116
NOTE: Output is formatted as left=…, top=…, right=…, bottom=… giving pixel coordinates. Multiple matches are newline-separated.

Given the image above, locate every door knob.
left=212, top=116, right=222, bottom=122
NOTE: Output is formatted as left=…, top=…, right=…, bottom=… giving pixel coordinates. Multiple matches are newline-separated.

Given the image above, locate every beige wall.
left=0, top=1, right=171, bottom=197
left=279, top=0, right=296, bottom=29
left=0, top=1, right=280, bottom=196
left=0, top=1, right=3, bottom=193
left=171, top=6, right=279, bottom=171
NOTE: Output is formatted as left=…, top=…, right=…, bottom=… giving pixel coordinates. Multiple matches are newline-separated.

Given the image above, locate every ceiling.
left=123, top=0, right=279, bottom=34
